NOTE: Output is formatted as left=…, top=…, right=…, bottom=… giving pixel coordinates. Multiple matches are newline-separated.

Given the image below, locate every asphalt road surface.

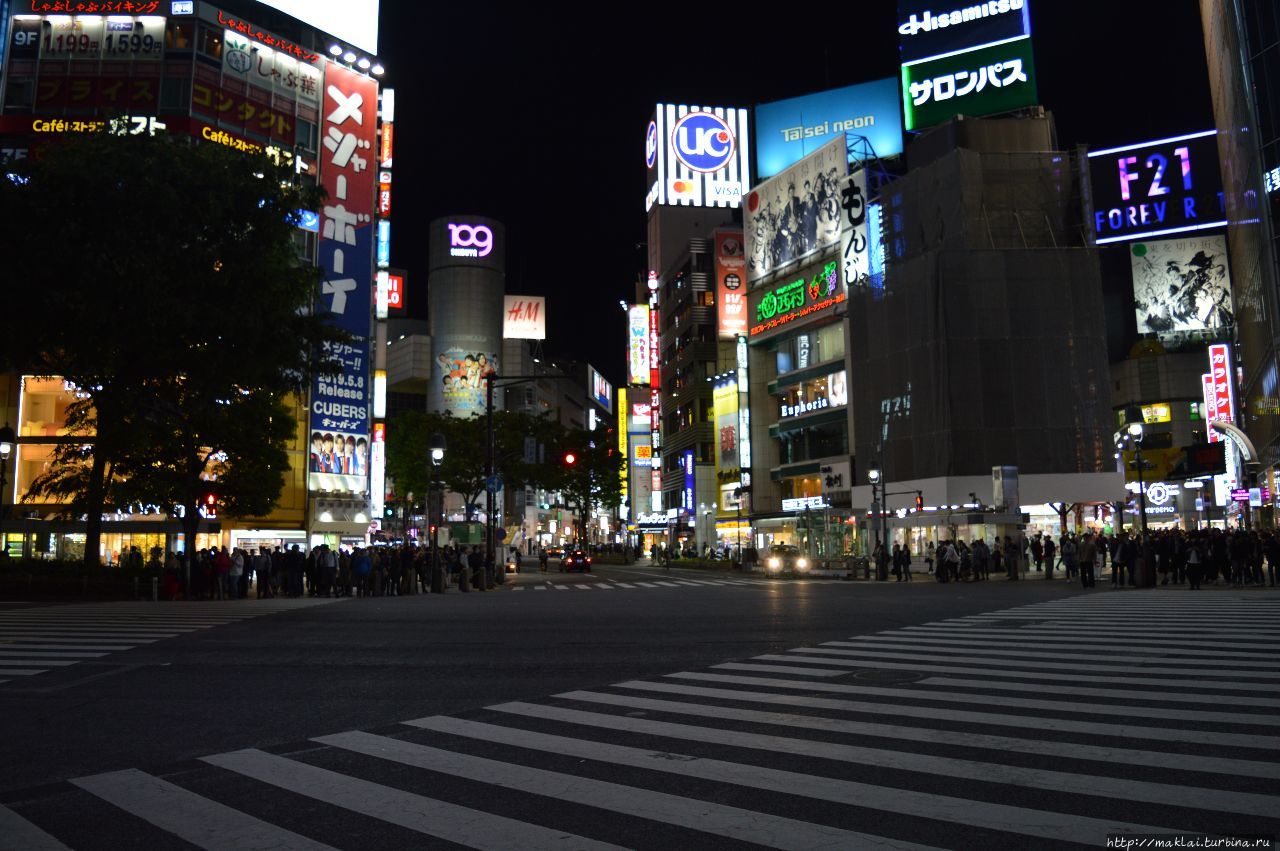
left=1, top=562, right=1277, bottom=849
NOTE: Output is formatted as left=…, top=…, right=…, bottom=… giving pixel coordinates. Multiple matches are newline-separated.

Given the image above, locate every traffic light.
left=915, top=492, right=924, bottom=512
left=564, top=452, right=577, bottom=465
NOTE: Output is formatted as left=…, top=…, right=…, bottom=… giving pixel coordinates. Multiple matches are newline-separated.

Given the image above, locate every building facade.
left=0, top=0, right=386, bottom=559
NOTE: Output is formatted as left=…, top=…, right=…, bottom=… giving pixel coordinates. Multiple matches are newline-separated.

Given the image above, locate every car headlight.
left=796, top=558, right=808, bottom=569
left=768, top=557, right=780, bottom=569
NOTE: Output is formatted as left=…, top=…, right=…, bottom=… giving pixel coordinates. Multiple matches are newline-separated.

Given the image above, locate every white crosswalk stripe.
left=9, top=592, right=1278, bottom=849
left=509, top=577, right=838, bottom=593
left=0, top=599, right=342, bottom=687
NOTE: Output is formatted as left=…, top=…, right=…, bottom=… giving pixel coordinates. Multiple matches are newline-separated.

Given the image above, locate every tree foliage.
left=386, top=409, right=624, bottom=538
left=386, top=410, right=564, bottom=519
left=0, top=130, right=347, bottom=564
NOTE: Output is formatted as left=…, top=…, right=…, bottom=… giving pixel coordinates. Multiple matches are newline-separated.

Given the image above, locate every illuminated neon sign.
left=1088, top=131, right=1226, bottom=245
left=377, top=220, right=391, bottom=268
left=447, top=223, right=493, bottom=258
left=750, top=261, right=842, bottom=336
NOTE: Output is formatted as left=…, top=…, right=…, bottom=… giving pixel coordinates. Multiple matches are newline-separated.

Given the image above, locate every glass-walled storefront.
left=775, top=323, right=845, bottom=376
left=755, top=510, right=855, bottom=560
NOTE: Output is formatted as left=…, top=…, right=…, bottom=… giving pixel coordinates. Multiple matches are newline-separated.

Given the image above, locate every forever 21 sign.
left=1087, top=130, right=1227, bottom=245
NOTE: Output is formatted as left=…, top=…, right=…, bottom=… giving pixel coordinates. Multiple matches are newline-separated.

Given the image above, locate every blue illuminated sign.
left=754, top=79, right=904, bottom=179
left=681, top=450, right=695, bottom=513
left=376, top=220, right=391, bottom=267
left=294, top=209, right=319, bottom=233
left=867, top=202, right=884, bottom=292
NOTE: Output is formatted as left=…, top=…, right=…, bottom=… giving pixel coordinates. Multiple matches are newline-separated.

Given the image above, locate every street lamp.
left=0, top=423, right=15, bottom=524
left=868, top=466, right=884, bottom=580
left=733, top=485, right=752, bottom=566
left=429, top=432, right=447, bottom=593
left=1127, top=421, right=1149, bottom=535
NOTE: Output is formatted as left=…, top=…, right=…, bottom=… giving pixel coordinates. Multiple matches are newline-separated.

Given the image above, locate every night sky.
left=378, top=1, right=1213, bottom=387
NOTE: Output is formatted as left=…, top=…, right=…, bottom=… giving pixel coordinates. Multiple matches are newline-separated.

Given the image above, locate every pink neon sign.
left=447, top=223, right=493, bottom=258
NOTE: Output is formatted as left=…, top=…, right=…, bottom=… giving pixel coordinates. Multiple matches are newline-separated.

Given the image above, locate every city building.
left=846, top=114, right=1121, bottom=549
left=0, top=0, right=385, bottom=560
left=1200, top=0, right=1280, bottom=526
left=639, top=102, right=751, bottom=555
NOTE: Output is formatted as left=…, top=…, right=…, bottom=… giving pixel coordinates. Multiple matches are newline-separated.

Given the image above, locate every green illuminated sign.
left=901, top=36, right=1037, bottom=131
left=756, top=278, right=805, bottom=322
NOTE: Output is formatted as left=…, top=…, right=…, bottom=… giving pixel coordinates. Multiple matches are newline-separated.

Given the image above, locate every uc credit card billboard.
left=755, top=79, right=903, bottom=178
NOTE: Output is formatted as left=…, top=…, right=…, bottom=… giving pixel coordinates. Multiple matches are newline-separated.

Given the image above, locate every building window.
left=197, top=25, right=223, bottom=60
left=159, top=77, right=190, bottom=112
left=166, top=20, right=195, bottom=51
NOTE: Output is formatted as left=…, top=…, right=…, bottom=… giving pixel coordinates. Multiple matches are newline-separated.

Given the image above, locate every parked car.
left=765, top=544, right=809, bottom=574
left=560, top=550, right=593, bottom=572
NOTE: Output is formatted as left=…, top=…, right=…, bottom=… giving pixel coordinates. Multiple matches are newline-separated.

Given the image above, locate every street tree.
left=386, top=409, right=565, bottom=522
left=552, top=426, right=624, bottom=543
left=0, top=129, right=345, bottom=565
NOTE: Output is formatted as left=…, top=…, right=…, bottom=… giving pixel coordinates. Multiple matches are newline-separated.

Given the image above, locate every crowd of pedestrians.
left=879, top=527, right=1280, bottom=589
left=155, top=542, right=516, bottom=600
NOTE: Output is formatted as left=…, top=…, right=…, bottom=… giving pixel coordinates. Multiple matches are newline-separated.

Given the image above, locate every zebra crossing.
left=3, top=591, right=1278, bottom=849
left=513, top=576, right=841, bottom=591
left=0, top=599, right=342, bottom=686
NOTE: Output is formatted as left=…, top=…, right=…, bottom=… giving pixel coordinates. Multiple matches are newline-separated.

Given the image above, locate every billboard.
left=628, top=305, right=651, bottom=386
left=713, top=379, right=740, bottom=489
left=1131, top=236, right=1233, bottom=336
left=252, top=0, right=380, bottom=54
left=840, top=168, right=870, bottom=289
left=1088, top=131, right=1226, bottom=245
left=715, top=230, right=747, bottom=338
left=897, top=0, right=1032, bottom=64
left=590, top=368, right=613, bottom=414
left=386, top=272, right=404, bottom=311
left=749, top=260, right=844, bottom=338
left=435, top=348, right=498, bottom=414
left=744, top=136, right=847, bottom=284
left=309, top=62, right=376, bottom=495
left=755, top=79, right=903, bottom=178
left=901, top=36, right=1037, bottom=131
left=503, top=295, right=546, bottom=340
left=645, top=104, right=751, bottom=211
left=370, top=422, right=385, bottom=518
left=1208, top=343, right=1235, bottom=429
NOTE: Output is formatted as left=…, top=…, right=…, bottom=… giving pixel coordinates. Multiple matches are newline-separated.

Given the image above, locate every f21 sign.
left=1088, top=130, right=1226, bottom=245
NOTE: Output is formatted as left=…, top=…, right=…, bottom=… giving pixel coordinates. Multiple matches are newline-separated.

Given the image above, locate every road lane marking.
left=666, top=669, right=1280, bottom=708
left=72, top=768, right=336, bottom=851
left=502, top=697, right=1279, bottom=817
left=601, top=681, right=1280, bottom=765
left=711, top=662, right=850, bottom=677
left=335, top=729, right=937, bottom=851
left=205, top=748, right=622, bottom=851
left=407, top=716, right=1178, bottom=846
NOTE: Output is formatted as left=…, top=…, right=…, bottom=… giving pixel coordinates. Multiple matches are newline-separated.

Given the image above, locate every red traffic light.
left=914, top=493, right=924, bottom=512
left=564, top=452, right=577, bottom=465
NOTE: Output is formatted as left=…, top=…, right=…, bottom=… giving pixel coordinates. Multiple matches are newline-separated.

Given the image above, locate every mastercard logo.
left=671, top=179, right=695, bottom=196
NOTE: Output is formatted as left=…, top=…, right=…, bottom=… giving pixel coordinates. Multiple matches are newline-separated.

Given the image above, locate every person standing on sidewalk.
left=1003, top=536, right=1019, bottom=581
left=1043, top=536, right=1056, bottom=580
left=1060, top=534, right=1076, bottom=581
left=1076, top=533, right=1097, bottom=588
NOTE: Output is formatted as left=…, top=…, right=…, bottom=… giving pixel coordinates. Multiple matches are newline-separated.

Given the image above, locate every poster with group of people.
left=309, top=431, right=369, bottom=494
left=436, top=348, right=499, bottom=414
